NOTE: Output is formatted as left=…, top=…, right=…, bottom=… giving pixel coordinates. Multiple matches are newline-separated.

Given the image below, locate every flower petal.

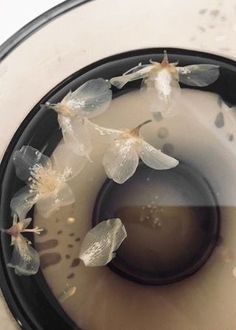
left=102, top=138, right=139, bottom=184
left=8, top=235, right=40, bottom=276
left=58, top=115, right=93, bottom=159
left=52, top=142, right=87, bottom=179
left=110, top=64, right=153, bottom=89
left=36, top=183, right=75, bottom=218
left=139, top=140, right=179, bottom=170
left=142, top=72, right=180, bottom=117
left=10, top=187, right=37, bottom=220
left=63, top=78, right=112, bottom=118
left=177, top=64, right=220, bottom=87
left=13, top=146, right=51, bottom=182
left=79, top=218, right=127, bottom=267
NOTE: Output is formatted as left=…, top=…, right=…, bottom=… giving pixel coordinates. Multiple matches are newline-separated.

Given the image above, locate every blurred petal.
left=52, top=142, right=87, bottom=179
left=58, top=115, right=93, bottom=159
left=110, top=64, right=152, bottom=89
left=36, top=183, right=75, bottom=218
left=10, top=187, right=37, bottom=220
left=103, top=138, right=139, bottom=184
left=8, top=235, right=40, bottom=276
left=178, top=64, right=220, bottom=87
left=64, top=78, right=112, bottom=118
left=79, top=218, right=127, bottom=267
left=13, top=146, right=51, bottom=182
left=139, top=140, right=179, bottom=169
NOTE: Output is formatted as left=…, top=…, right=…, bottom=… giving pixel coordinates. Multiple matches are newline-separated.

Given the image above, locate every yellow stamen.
left=29, top=165, right=61, bottom=196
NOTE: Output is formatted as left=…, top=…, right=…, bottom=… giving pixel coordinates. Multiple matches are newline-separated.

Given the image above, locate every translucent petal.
left=58, top=115, right=93, bottom=159
left=102, top=138, right=139, bottom=184
left=10, top=187, right=37, bottom=220
left=138, top=140, right=179, bottom=170
left=63, top=78, right=112, bottom=118
left=52, top=142, right=87, bottom=179
left=79, top=218, right=127, bottom=267
left=141, top=74, right=181, bottom=117
left=13, top=146, right=51, bottom=182
left=110, top=64, right=153, bottom=89
left=36, top=183, right=75, bottom=218
left=178, top=64, right=220, bottom=87
left=8, top=235, right=40, bottom=276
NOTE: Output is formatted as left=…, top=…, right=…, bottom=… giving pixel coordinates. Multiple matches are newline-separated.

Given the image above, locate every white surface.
left=0, top=0, right=236, bottom=328
left=0, top=0, right=63, bottom=45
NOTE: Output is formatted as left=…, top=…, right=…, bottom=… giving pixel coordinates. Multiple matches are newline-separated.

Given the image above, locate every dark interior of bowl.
left=1, top=48, right=236, bottom=330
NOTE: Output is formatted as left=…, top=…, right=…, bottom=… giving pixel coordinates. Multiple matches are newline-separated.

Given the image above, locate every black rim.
left=0, top=1, right=92, bottom=328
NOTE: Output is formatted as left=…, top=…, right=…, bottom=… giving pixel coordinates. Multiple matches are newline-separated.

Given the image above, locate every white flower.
left=79, top=218, right=127, bottom=267
left=2, top=216, right=43, bottom=276
left=11, top=145, right=84, bottom=218
left=101, top=120, right=179, bottom=184
left=110, top=51, right=220, bottom=116
left=46, top=78, right=112, bottom=159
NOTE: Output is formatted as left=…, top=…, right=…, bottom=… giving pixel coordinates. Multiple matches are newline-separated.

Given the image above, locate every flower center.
left=29, top=165, right=61, bottom=197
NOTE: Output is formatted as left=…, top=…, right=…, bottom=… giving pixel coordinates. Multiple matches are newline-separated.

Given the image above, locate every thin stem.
left=130, top=119, right=152, bottom=136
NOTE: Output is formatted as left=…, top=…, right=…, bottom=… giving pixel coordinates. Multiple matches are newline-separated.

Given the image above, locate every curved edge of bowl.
left=0, top=0, right=93, bottom=61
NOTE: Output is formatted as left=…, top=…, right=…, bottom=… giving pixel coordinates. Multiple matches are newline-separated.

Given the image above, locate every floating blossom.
left=1, top=216, right=43, bottom=275
left=110, top=51, right=220, bottom=116
left=79, top=218, right=127, bottom=267
left=46, top=78, right=112, bottom=159
left=11, top=145, right=83, bottom=218
left=101, top=120, right=179, bottom=184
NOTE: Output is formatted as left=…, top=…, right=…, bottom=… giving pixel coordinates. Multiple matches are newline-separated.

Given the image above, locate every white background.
left=0, top=0, right=63, bottom=45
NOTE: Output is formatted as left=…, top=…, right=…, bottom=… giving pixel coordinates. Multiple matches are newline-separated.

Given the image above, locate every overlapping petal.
left=58, top=115, right=93, bottom=159
left=13, top=146, right=51, bottom=182
left=102, top=121, right=179, bottom=184
left=102, top=138, right=139, bottom=184
left=3, top=218, right=43, bottom=276
left=66, top=78, right=112, bottom=118
left=8, top=235, right=40, bottom=276
left=52, top=142, right=87, bottom=178
left=10, top=187, right=37, bottom=220
left=110, top=52, right=220, bottom=116
left=12, top=145, right=77, bottom=218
